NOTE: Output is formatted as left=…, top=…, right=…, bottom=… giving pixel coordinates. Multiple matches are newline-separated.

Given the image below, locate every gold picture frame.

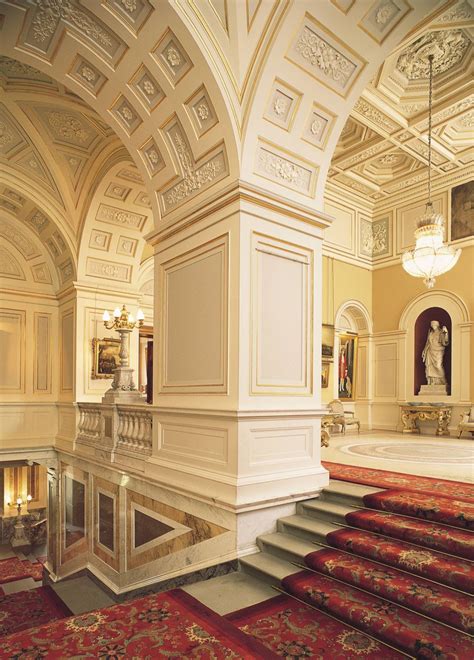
left=321, top=361, right=330, bottom=389
left=92, top=337, right=121, bottom=379
left=337, top=333, right=358, bottom=400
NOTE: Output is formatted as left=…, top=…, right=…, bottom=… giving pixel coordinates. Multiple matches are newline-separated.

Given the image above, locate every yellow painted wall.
left=322, top=257, right=372, bottom=403
left=373, top=245, right=474, bottom=399
left=322, top=256, right=372, bottom=326
left=372, top=245, right=473, bottom=333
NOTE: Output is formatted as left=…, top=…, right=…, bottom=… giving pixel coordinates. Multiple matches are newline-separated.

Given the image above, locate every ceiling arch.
left=0, top=174, right=76, bottom=288
left=0, top=213, right=59, bottom=293
left=0, top=0, right=241, bottom=230
left=238, top=0, right=449, bottom=207
left=77, top=161, right=153, bottom=291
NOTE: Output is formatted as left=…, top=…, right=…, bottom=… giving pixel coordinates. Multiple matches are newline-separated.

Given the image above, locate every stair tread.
left=240, top=552, right=299, bottom=581
left=300, top=499, right=357, bottom=515
left=324, top=480, right=382, bottom=497
left=259, top=532, right=315, bottom=557
left=280, top=514, right=339, bottom=534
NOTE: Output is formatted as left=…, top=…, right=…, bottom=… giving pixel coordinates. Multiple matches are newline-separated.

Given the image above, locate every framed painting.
left=321, top=361, right=330, bottom=388
left=337, top=333, right=358, bottom=400
left=92, top=337, right=120, bottom=379
left=322, top=323, right=335, bottom=359
left=451, top=180, right=473, bottom=241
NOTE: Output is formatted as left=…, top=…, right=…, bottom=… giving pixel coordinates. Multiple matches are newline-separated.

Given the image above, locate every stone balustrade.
left=116, top=406, right=153, bottom=455
left=76, top=402, right=152, bottom=460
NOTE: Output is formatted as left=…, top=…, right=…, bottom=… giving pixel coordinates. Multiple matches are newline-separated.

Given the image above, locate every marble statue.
left=421, top=320, right=449, bottom=389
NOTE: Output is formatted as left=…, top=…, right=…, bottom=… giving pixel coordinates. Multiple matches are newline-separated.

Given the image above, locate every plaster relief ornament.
left=142, top=79, right=155, bottom=96
left=0, top=121, right=14, bottom=148
left=421, top=320, right=449, bottom=392
left=311, top=117, right=324, bottom=136
left=165, top=129, right=223, bottom=207
left=48, top=111, right=89, bottom=143
left=273, top=97, right=287, bottom=117
left=396, top=30, right=469, bottom=80
left=31, top=0, right=114, bottom=51
left=80, top=65, right=96, bottom=82
left=197, top=103, right=210, bottom=120
left=166, top=46, right=181, bottom=67
left=120, top=0, right=137, bottom=13
left=375, top=1, right=398, bottom=26
left=295, top=27, right=355, bottom=88
left=119, top=105, right=134, bottom=123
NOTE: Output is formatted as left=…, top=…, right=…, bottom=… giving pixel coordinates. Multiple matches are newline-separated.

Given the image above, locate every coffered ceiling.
left=328, top=3, right=474, bottom=204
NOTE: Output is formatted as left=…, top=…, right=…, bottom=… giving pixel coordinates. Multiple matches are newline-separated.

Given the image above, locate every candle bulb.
left=114, top=307, right=121, bottom=318
left=103, top=310, right=110, bottom=322
left=26, top=494, right=32, bottom=502
left=137, top=309, right=144, bottom=321
left=129, top=314, right=134, bottom=323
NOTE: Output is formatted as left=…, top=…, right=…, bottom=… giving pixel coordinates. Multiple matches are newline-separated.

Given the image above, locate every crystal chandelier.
left=401, top=54, right=461, bottom=288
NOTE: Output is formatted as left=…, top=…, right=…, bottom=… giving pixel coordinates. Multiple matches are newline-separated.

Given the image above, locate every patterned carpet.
left=0, top=557, right=43, bottom=584
left=233, top=465, right=474, bottom=658
left=322, top=461, right=474, bottom=502
left=227, top=594, right=405, bottom=659
left=0, top=587, right=72, bottom=637
left=0, top=589, right=274, bottom=658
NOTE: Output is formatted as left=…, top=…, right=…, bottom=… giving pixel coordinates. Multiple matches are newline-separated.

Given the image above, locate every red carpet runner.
left=362, top=489, right=474, bottom=530
left=0, top=587, right=72, bottom=636
left=322, top=461, right=474, bottom=502
left=282, top=570, right=474, bottom=658
left=326, top=526, right=474, bottom=593
left=345, top=509, right=474, bottom=560
left=0, top=589, right=274, bottom=658
left=227, top=593, right=405, bottom=659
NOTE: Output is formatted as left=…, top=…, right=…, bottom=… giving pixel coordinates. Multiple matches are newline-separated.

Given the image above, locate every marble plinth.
left=418, top=384, right=448, bottom=396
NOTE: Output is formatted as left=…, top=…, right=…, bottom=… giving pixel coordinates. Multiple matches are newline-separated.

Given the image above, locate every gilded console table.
left=400, top=405, right=451, bottom=436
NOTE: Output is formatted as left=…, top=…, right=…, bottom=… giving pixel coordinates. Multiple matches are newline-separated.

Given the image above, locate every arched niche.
left=399, top=290, right=470, bottom=404
left=333, top=300, right=372, bottom=406
left=414, top=307, right=452, bottom=396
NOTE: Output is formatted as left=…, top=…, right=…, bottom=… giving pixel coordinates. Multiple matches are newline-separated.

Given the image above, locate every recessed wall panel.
left=0, top=310, right=25, bottom=392
left=252, top=235, right=313, bottom=394
left=162, top=237, right=228, bottom=393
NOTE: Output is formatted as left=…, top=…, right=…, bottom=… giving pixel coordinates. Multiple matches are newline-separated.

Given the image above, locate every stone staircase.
left=241, top=480, right=380, bottom=584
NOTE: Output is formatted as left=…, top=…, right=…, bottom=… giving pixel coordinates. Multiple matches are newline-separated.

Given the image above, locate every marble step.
left=240, top=551, right=299, bottom=587
left=298, top=499, right=356, bottom=524
left=258, top=531, right=315, bottom=563
left=320, top=480, right=382, bottom=507
left=278, top=515, right=337, bottom=544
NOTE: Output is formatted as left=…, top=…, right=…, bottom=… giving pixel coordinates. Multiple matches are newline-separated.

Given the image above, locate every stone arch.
left=0, top=1, right=240, bottom=229
left=239, top=0, right=446, bottom=207
left=335, top=299, right=373, bottom=334
left=399, top=290, right=470, bottom=403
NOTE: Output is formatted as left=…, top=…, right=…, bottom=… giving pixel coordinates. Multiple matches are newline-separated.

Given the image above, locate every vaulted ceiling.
left=328, top=5, right=473, bottom=204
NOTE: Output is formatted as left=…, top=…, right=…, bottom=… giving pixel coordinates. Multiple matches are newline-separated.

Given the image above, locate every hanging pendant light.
left=401, top=54, right=461, bottom=288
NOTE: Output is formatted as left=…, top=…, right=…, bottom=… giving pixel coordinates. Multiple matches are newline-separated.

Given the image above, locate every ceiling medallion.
left=396, top=30, right=469, bottom=80
left=401, top=54, right=461, bottom=288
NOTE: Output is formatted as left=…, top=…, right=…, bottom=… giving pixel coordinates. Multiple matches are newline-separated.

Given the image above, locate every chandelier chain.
left=428, top=54, right=433, bottom=204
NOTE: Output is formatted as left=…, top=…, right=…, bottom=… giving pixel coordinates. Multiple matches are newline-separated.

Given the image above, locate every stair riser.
left=298, top=503, right=348, bottom=524
left=278, top=520, right=327, bottom=545
left=239, top=559, right=281, bottom=587
left=257, top=539, right=306, bottom=564
left=320, top=491, right=366, bottom=508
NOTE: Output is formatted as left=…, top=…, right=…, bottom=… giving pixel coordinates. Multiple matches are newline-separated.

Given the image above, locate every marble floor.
left=322, top=430, right=474, bottom=483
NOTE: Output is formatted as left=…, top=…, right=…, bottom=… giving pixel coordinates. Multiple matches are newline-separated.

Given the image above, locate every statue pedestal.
left=418, top=384, right=448, bottom=396
left=102, top=367, right=144, bottom=404
left=10, top=519, right=31, bottom=554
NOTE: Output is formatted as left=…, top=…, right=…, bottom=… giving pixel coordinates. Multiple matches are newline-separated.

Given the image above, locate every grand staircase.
left=239, top=479, right=474, bottom=657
